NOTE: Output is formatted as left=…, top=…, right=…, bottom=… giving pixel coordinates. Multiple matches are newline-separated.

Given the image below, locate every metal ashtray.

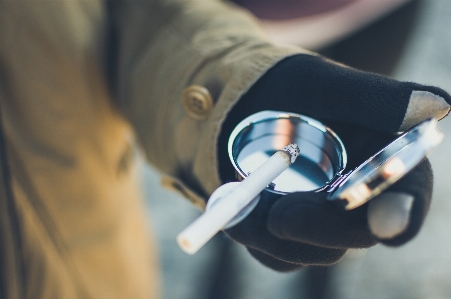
left=206, top=110, right=443, bottom=228
left=228, top=110, right=442, bottom=208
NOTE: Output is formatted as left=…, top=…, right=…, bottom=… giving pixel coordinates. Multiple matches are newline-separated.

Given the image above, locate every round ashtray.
left=228, top=111, right=347, bottom=195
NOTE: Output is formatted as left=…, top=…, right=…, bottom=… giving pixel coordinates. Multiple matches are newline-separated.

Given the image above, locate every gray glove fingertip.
left=400, top=90, right=450, bottom=131
left=368, top=191, right=414, bottom=240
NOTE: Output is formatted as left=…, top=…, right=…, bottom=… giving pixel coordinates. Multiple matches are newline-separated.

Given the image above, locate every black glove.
left=218, top=54, right=451, bottom=271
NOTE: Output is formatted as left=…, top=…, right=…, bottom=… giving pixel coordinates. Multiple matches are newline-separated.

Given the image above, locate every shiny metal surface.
left=330, top=118, right=444, bottom=209
left=228, top=111, right=347, bottom=194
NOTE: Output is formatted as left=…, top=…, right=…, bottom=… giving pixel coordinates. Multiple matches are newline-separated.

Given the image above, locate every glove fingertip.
left=373, top=158, right=433, bottom=247
left=368, top=192, right=414, bottom=241
left=399, top=89, right=451, bottom=131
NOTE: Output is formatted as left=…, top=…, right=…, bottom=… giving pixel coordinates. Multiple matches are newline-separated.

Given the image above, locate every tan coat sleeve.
left=109, top=0, right=308, bottom=206
left=0, top=1, right=159, bottom=298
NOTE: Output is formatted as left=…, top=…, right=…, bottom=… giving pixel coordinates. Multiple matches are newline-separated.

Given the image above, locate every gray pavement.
left=143, top=1, right=451, bottom=298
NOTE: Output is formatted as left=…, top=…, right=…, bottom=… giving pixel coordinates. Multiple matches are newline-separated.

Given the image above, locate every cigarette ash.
left=282, top=143, right=300, bottom=164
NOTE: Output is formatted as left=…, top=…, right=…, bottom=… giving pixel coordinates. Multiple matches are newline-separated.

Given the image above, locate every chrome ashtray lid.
left=328, top=118, right=444, bottom=210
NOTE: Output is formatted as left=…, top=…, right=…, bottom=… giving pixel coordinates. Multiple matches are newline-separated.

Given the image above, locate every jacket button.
left=181, top=85, right=213, bottom=120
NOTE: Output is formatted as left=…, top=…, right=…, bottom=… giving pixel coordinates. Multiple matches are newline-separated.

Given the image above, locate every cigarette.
left=177, top=143, right=300, bottom=255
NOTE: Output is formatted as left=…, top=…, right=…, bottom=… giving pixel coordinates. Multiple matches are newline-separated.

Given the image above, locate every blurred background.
left=142, top=0, right=451, bottom=298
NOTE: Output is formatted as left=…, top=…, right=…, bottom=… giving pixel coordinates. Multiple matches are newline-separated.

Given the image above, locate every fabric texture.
left=0, top=0, right=307, bottom=297
left=1, top=1, right=158, bottom=298
left=107, top=0, right=308, bottom=198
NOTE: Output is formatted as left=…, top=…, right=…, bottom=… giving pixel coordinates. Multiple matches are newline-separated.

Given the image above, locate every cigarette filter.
left=177, top=143, right=300, bottom=254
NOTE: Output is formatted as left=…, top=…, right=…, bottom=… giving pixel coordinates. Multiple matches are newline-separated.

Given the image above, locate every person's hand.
left=217, top=54, right=451, bottom=271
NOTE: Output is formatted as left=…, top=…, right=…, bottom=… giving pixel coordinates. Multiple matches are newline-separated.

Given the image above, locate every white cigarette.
left=177, top=143, right=300, bottom=254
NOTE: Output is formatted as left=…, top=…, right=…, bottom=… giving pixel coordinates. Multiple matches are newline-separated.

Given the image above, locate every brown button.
left=181, top=85, right=213, bottom=120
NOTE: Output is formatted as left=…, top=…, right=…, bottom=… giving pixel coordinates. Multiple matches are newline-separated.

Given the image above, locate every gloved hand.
left=217, top=54, right=451, bottom=271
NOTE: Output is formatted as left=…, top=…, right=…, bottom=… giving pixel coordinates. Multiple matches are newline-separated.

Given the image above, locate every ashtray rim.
left=228, top=110, right=348, bottom=194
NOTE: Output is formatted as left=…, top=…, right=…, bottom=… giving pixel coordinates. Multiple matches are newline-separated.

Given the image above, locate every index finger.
left=236, top=54, right=451, bottom=133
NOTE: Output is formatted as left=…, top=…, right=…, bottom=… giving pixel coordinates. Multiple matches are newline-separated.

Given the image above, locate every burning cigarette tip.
left=282, top=143, right=300, bottom=164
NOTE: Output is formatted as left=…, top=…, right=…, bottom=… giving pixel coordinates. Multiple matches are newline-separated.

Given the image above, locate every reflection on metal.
left=330, top=118, right=443, bottom=210
left=229, top=111, right=346, bottom=194
left=229, top=111, right=443, bottom=211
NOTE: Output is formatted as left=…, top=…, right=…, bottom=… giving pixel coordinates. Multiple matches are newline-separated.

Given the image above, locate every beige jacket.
left=0, top=0, right=305, bottom=298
